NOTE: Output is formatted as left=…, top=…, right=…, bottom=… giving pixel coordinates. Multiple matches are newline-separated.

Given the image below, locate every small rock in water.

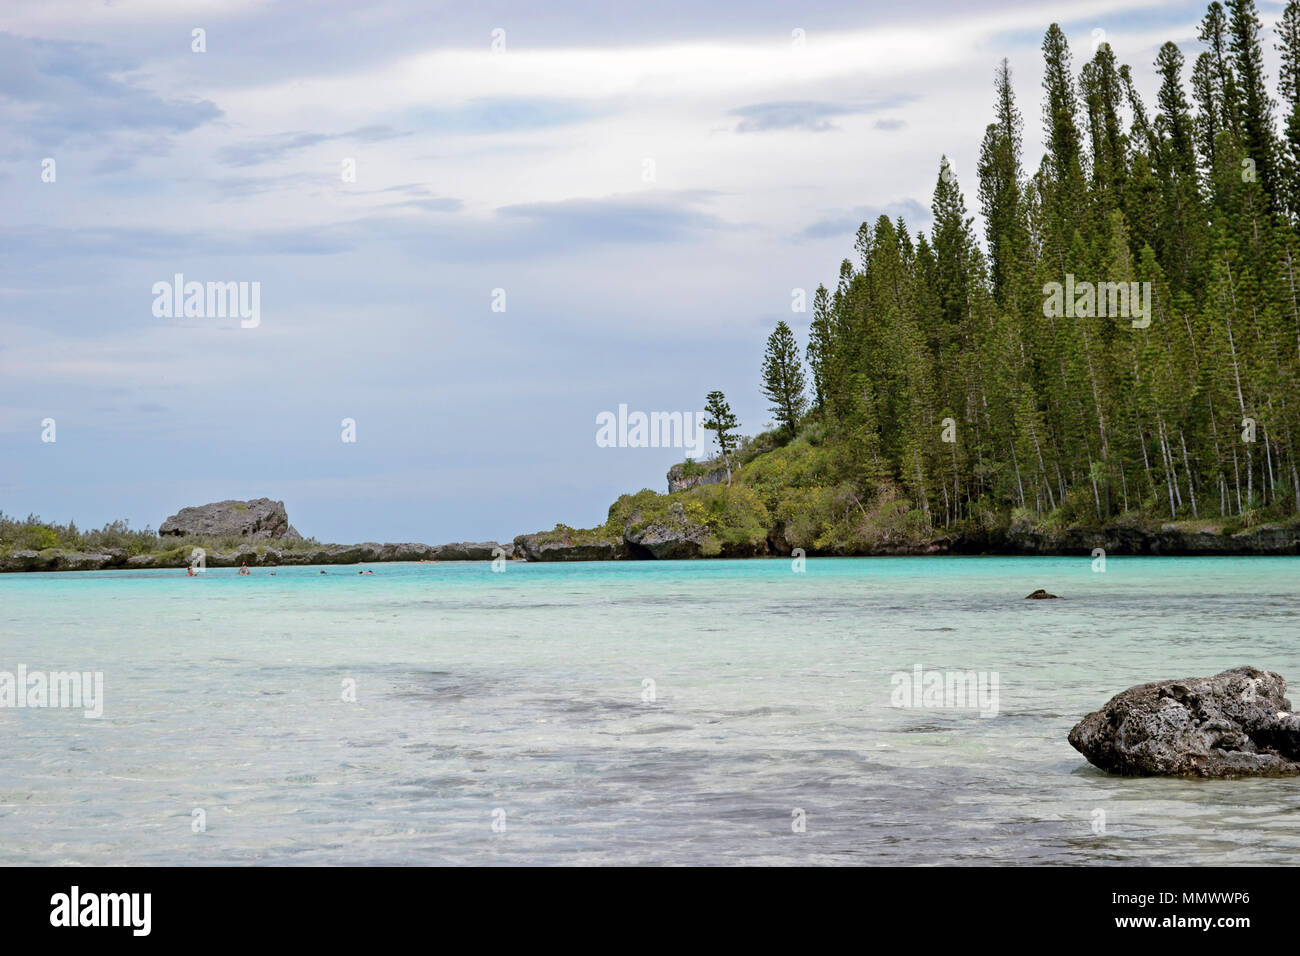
left=1025, top=588, right=1059, bottom=599
left=1068, top=666, right=1300, bottom=777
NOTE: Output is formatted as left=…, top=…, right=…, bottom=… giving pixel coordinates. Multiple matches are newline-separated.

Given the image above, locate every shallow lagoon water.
left=1, top=556, right=1298, bottom=865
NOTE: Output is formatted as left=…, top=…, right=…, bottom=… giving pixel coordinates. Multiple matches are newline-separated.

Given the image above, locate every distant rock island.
left=160, top=497, right=302, bottom=541
left=0, top=498, right=514, bottom=571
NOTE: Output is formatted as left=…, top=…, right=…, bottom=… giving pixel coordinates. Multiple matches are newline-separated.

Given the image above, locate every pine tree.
left=1276, top=0, right=1300, bottom=220
left=702, top=391, right=740, bottom=484
left=1081, top=43, right=1128, bottom=212
left=978, top=59, right=1028, bottom=303
left=1153, top=41, right=1208, bottom=292
left=1200, top=2, right=1244, bottom=136
left=1040, top=24, right=1088, bottom=271
left=1192, top=51, right=1224, bottom=175
left=1227, top=0, right=1280, bottom=205
left=806, top=285, right=833, bottom=411
left=760, top=321, right=808, bottom=439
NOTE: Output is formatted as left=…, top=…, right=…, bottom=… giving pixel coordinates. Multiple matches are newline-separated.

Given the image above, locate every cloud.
left=801, top=199, right=932, bottom=239
left=403, top=98, right=612, bottom=135
left=0, top=224, right=357, bottom=264
left=496, top=192, right=729, bottom=244
left=218, top=124, right=408, bottom=167
left=874, top=118, right=907, bottom=131
left=0, top=32, right=221, bottom=145
left=729, top=97, right=914, bottom=133
left=0, top=191, right=725, bottom=286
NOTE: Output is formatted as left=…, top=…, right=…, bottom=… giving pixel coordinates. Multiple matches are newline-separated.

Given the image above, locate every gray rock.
left=375, top=542, right=439, bottom=562
left=513, top=531, right=623, bottom=562
left=667, top=462, right=729, bottom=494
left=1068, top=666, right=1300, bottom=777
left=160, top=498, right=294, bottom=539
left=623, top=502, right=712, bottom=559
left=1025, top=588, right=1059, bottom=599
left=432, top=541, right=505, bottom=561
left=56, top=551, right=116, bottom=571
left=1, top=549, right=56, bottom=571
left=0, top=548, right=132, bottom=572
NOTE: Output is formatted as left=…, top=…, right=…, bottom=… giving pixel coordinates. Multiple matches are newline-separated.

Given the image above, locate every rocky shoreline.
left=0, top=540, right=514, bottom=573
left=508, top=520, right=1300, bottom=561
left=3, top=496, right=1298, bottom=572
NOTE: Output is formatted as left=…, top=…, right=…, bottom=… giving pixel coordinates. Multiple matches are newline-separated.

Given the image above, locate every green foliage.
left=535, top=523, right=620, bottom=547
left=21, top=525, right=58, bottom=550
left=760, top=320, right=808, bottom=438
left=687, top=483, right=769, bottom=549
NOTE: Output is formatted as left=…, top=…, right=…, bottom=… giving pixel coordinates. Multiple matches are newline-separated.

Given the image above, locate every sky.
left=1, top=0, right=1292, bottom=544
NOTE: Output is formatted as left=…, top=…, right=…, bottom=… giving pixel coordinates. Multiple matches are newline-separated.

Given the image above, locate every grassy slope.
left=531, top=421, right=1300, bottom=556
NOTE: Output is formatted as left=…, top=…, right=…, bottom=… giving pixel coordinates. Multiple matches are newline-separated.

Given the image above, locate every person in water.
left=239, top=563, right=250, bottom=576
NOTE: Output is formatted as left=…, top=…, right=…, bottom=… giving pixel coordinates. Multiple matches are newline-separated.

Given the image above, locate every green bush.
left=21, top=525, right=58, bottom=550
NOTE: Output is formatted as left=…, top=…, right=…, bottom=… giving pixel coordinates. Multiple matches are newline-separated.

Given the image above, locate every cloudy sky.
left=1, top=0, right=1288, bottom=543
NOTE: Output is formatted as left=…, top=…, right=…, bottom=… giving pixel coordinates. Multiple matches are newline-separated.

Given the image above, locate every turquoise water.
left=1, top=556, right=1298, bottom=865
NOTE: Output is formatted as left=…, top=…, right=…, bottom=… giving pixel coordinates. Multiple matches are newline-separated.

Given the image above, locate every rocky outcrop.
left=991, top=517, right=1300, bottom=556
left=512, top=507, right=772, bottom=561
left=1068, top=667, right=1300, bottom=777
left=623, top=502, right=713, bottom=559
left=160, top=498, right=294, bottom=539
left=433, top=541, right=507, bottom=561
left=0, top=549, right=126, bottom=572
left=1025, top=588, right=1059, bottom=599
left=513, top=530, right=624, bottom=562
left=202, top=541, right=513, bottom=567
left=667, top=462, right=729, bottom=494
left=0, top=540, right=514, bottom=572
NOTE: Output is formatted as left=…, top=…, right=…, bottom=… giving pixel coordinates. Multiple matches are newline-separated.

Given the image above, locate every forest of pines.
left=738, top=0, right=1300, bottom=539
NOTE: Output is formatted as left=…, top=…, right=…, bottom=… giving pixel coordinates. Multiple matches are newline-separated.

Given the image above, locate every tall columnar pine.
left=806, top=285, right=833, bottom=411
left=1227, top=0, right=1281, bottom=206
left=760, top=321, right=808, bottom=440
left=1277, top=1, right=1300, bottom=221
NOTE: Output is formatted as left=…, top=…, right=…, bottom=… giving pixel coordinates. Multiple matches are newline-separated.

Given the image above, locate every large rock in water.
left=1068, top=666, right=1300, bottom=777
left=513, top=530, right=624, bottom=561
left=160, top=498, right=299, bottom=539
left=623, top=502, right=712, bottom=559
